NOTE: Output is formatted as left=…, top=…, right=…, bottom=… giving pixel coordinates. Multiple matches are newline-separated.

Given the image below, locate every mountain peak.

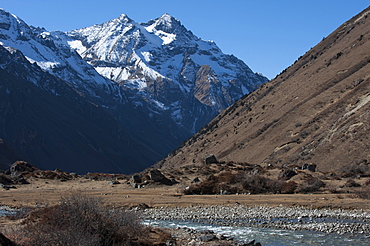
left=159, top=13, right=176, bottom=22
left=109, top=13, right=134, bottom=25
left=117, top=13, right=129, bottom=21
left=147, top=13, right=182, bottom=34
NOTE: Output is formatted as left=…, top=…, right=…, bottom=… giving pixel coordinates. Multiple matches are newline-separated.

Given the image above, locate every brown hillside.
left=157, top=7, right=370, bottom=172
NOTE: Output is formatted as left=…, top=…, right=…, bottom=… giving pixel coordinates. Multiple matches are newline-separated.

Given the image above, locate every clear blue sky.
left=0, top=0, right=369, bottom=79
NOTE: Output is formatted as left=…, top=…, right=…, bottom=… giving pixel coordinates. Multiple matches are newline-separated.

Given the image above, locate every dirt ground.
left=1, top=177, right=369, bottom=210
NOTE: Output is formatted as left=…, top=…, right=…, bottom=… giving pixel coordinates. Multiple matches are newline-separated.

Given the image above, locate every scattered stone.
left=198, top=229, right=214, bottom=234
left=142, top=204, right=370, bottom=236
left=0, top=184, right=16, bottom=190
left=130, top=203, right=150, bottom=210
left=220, top=190, right=230, bottom=195
left=108, top=180, right=120, bottom=185
left=199, top=234, right=216, bottom=242
left=244, top=239, right=256, bottom=245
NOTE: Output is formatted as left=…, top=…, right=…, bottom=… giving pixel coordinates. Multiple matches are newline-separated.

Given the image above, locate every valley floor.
left=1, top=178, right=370, bottom=245
left=1, top=177, right=369, bottom=209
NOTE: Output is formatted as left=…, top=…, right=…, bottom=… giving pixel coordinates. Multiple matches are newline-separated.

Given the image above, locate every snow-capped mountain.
left=0, top=9, right=267, bottom=173
left=67, top=13, right=268, bottom=132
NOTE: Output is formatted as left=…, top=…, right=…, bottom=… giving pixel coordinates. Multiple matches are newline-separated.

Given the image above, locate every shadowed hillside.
left=0, top=139, right=21, bottom=170
left=156, top=7, right=370, bottom=173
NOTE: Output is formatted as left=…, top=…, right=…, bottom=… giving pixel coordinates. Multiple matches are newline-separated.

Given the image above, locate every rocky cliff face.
left=156, top=7, right=370, bottom=173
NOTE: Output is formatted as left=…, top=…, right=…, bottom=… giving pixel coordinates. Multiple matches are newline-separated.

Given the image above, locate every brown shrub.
left=281, top=181, right=297, bottom=194
left=184, top=171, right=297, bottom=195
left=9, top=192, right=147, bottom=246
left=354, top=190, right=370, bottom=199
left=242, top=175, right=283, bottom=194
left=184, top=174, right=219, bottom=194
left=338, top=162, right=369, bottom=178
left=295, top=178, right=325, bottom=193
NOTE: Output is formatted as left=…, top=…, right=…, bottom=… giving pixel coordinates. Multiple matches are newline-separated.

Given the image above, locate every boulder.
left=8, top=161, right=38, bottom=178
left=191, top=177, right=200, bottom=183
left=302, top=163, right=317, bottom=172
left=148, top=169, right=174, bottom=185
left=0, top=175, right=13, bottom=185
left=279, top=169, right=297, bottom=180
left=10, top=161, right=37, bottom=173
left=0, top=232, right=17, bottom=246
left=108, top=180, right=120, bottom=185
left=131, top=174, right=142, bottom=184
left=204, top=154, right=218, bottom=164
left=130, top=174, right=142, bottom=188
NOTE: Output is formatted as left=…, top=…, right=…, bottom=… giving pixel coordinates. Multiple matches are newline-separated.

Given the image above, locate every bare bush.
left=295, top=178, right=325, bottom=193
left=184, top=171, right=297, bottom=195
left=338, top=162, right=369, bottom=178
left=184, top=174, right=219, bottom=194
left=242, top=175, right=283, bottom=194
left=281, top=181, right=297, bottom=194
left=354, top=190, right=370, bottom=199
left=10, top=192, right=147, bottom=246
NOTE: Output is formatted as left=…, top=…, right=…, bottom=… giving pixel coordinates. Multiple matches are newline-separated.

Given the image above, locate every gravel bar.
left=141, top=205, right=370, bottom=235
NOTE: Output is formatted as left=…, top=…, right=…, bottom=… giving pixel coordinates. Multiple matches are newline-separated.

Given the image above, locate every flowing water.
left=0, top=207, right=17, bottom=216
left=144, top=219, right=370, bottom=246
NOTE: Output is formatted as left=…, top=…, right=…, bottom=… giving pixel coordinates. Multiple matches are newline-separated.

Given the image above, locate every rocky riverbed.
left=141, top=204, right=370, bottom=235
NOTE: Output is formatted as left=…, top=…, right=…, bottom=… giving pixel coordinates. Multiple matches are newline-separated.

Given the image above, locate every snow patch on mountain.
left=68, top=39, right=87, bottom=53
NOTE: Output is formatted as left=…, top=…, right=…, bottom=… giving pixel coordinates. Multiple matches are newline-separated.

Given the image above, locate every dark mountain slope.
left=0, top=138, right=21, bottom=170
left=0, top=45, right=163, bottom=174
left=156, top=7, right=370, bottom=172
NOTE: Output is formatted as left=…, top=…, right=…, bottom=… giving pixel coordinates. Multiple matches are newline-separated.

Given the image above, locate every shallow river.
left=144, top=219, right=370, bottom=246
left=0, top=208, right=16, bottom=216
